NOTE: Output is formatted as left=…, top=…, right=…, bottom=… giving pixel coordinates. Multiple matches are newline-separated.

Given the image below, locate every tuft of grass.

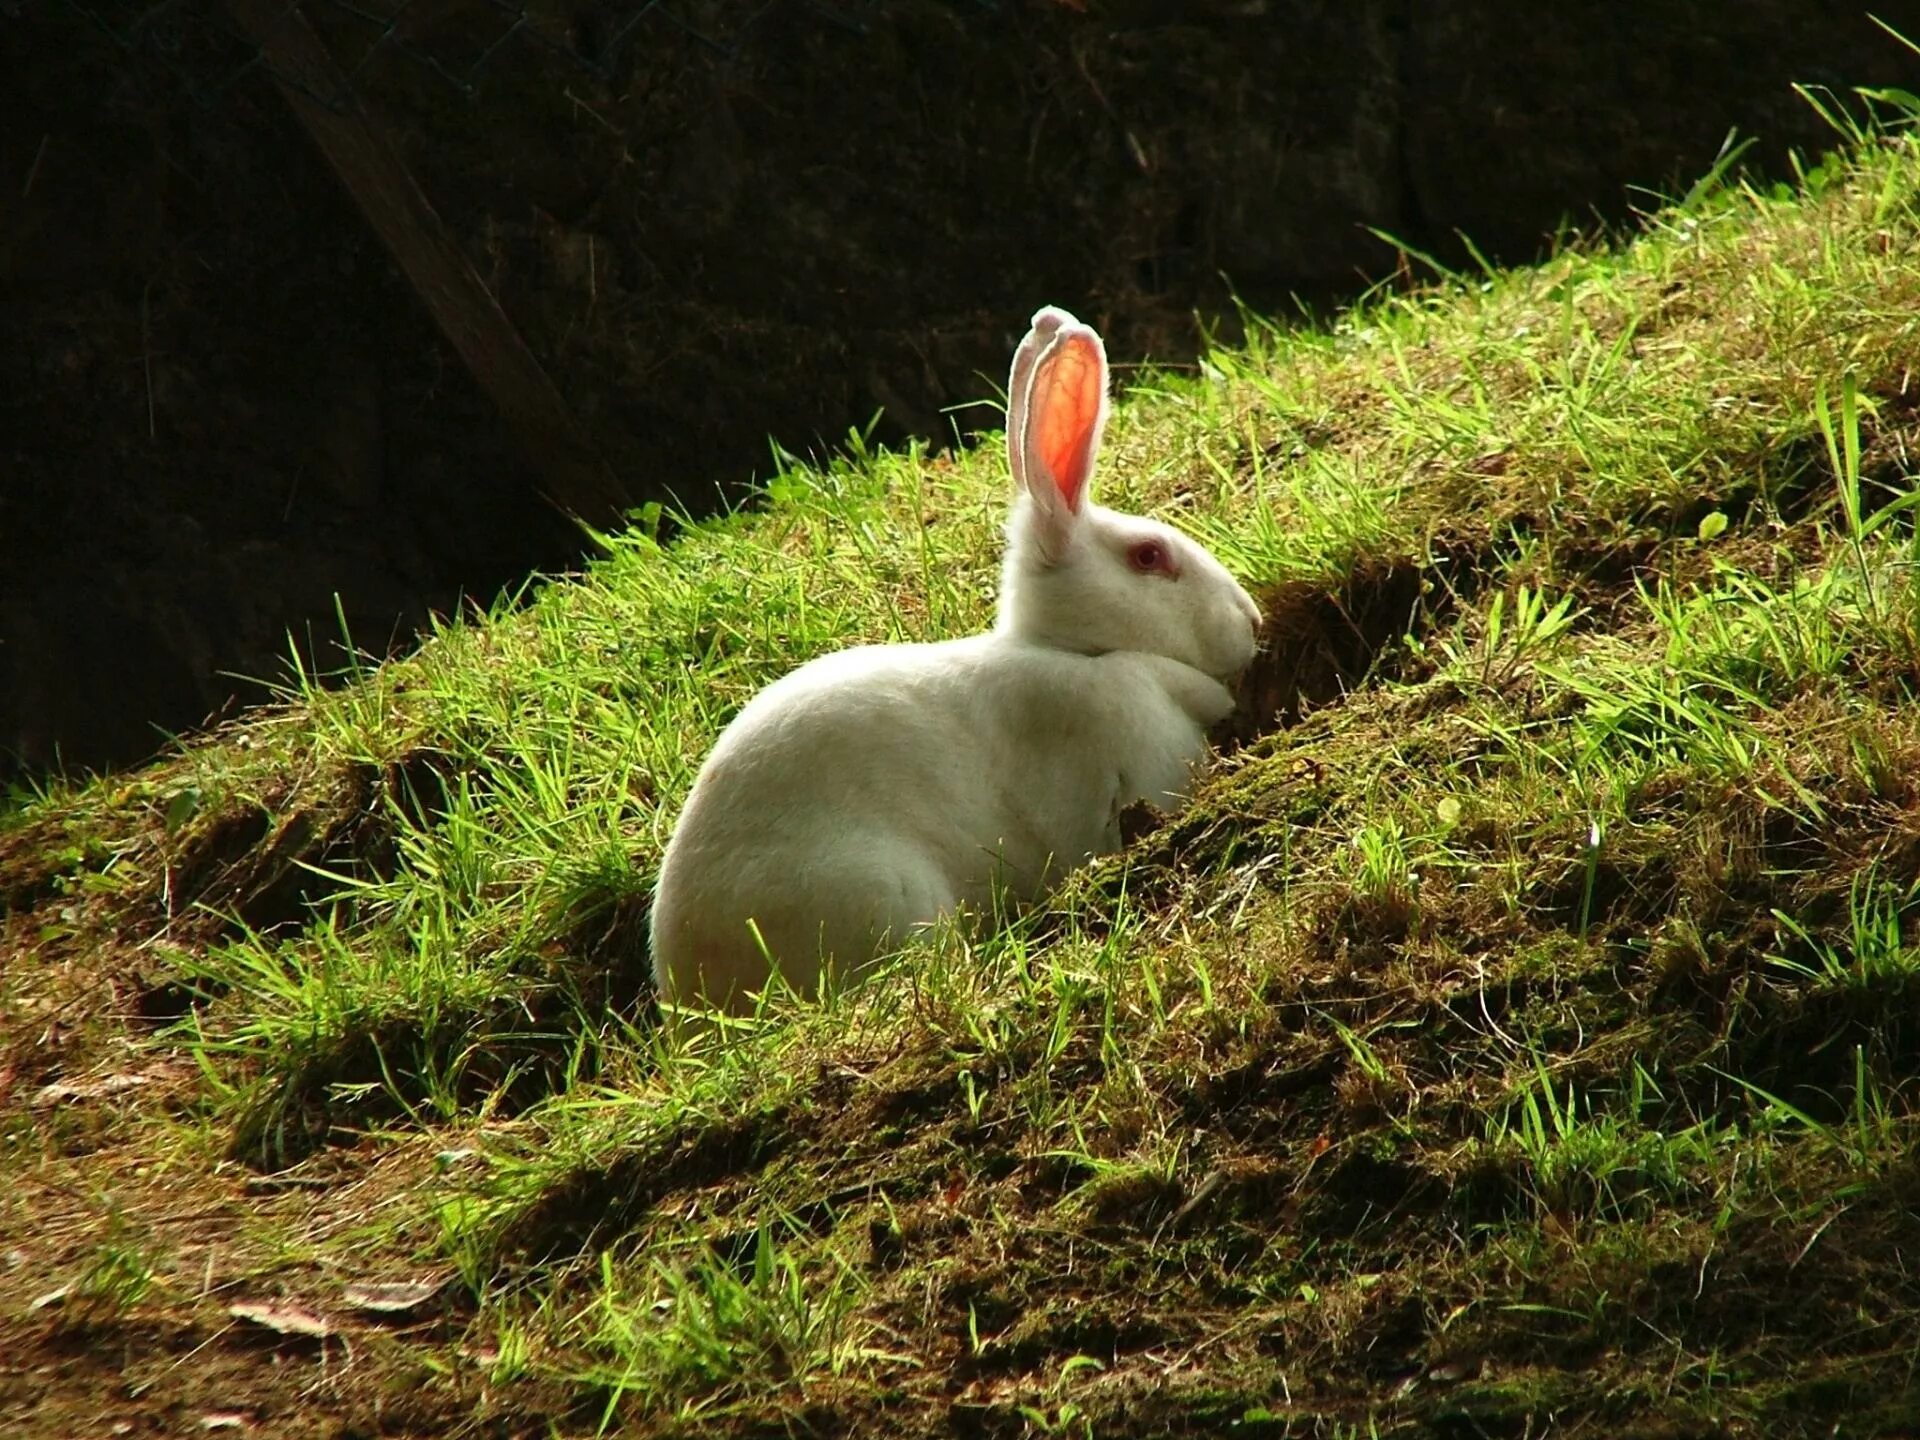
left=570, top=1223, right=880, bottom=1428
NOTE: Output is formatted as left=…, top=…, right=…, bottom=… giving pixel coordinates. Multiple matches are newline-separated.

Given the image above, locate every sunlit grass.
left=9, top=114, right=1920, bottom=1438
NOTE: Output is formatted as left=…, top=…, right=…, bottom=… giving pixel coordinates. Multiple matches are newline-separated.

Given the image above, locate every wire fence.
left=36, top=0, right=974, bottom=116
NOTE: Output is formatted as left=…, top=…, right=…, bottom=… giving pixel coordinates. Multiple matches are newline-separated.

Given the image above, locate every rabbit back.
left=649, top=634, right=1232, bottom=1012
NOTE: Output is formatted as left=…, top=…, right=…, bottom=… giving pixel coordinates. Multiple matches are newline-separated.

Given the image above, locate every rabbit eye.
left=1127, top=539, right=1174, bottom=576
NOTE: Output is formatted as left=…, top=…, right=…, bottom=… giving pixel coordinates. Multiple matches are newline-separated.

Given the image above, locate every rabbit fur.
left=650, top=305, right=1261, bottom=1015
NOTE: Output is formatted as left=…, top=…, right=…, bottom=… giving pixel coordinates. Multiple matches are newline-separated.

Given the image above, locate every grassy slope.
left=8, top=127, right=1920, bottom=1438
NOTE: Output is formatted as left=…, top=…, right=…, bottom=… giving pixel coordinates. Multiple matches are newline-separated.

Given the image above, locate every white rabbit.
left=649, top=305, right=1262, bottom=1014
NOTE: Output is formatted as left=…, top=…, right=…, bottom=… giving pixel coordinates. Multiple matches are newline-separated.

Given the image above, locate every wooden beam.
left=221, top=0, right=634, bottom=528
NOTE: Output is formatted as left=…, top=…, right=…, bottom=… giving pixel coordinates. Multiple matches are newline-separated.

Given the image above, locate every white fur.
left=650, top=306, right=1261, bottom=1014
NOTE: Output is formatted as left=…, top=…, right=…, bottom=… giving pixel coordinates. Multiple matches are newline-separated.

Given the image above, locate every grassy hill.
left=8, top=115, right=1920, bottom=1439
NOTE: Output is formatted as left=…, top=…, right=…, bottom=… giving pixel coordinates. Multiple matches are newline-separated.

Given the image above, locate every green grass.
left=9, top=110, right=1920, bottom=1438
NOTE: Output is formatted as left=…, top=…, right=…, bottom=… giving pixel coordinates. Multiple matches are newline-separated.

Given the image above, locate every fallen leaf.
left=343, top=1278, right=446, bottom=1314
left=1427, top=1354, right=1484, bottom=1384
left=229, top=1301, right=335, bottom=1339
left=241, top=1174, right=327, bottom=1193
left=31, top=1072, right=158, bottom=1109
left=200, top=1415, right=249, bottom=1432
left=29, top=1284, right=70, bottom=1312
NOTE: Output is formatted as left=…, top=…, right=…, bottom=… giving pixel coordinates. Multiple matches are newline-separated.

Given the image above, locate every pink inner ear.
left=1035, top=334, right=1102, bottom=514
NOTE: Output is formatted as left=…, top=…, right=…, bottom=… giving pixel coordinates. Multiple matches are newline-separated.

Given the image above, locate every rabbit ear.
left=1017, top=317, right=1109, bottom=564
left=1006, top=306, right=1074, bottom=497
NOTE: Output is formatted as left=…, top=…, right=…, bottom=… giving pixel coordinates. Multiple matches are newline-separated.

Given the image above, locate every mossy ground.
left=9, top=115, right=1920, bottom=1439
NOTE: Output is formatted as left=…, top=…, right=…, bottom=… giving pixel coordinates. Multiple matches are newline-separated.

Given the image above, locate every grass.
left=10, top=101, right=1920, bottom=1437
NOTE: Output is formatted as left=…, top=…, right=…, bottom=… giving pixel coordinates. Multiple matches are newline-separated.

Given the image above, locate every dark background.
left=5, top=0, right=1918, bottom=776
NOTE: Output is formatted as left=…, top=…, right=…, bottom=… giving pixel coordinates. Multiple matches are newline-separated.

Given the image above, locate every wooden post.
left=221, top=0, right=634, bottom=528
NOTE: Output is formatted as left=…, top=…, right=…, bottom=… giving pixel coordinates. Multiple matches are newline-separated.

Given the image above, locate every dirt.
left=8, top=546, right=1920, bottom=1433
